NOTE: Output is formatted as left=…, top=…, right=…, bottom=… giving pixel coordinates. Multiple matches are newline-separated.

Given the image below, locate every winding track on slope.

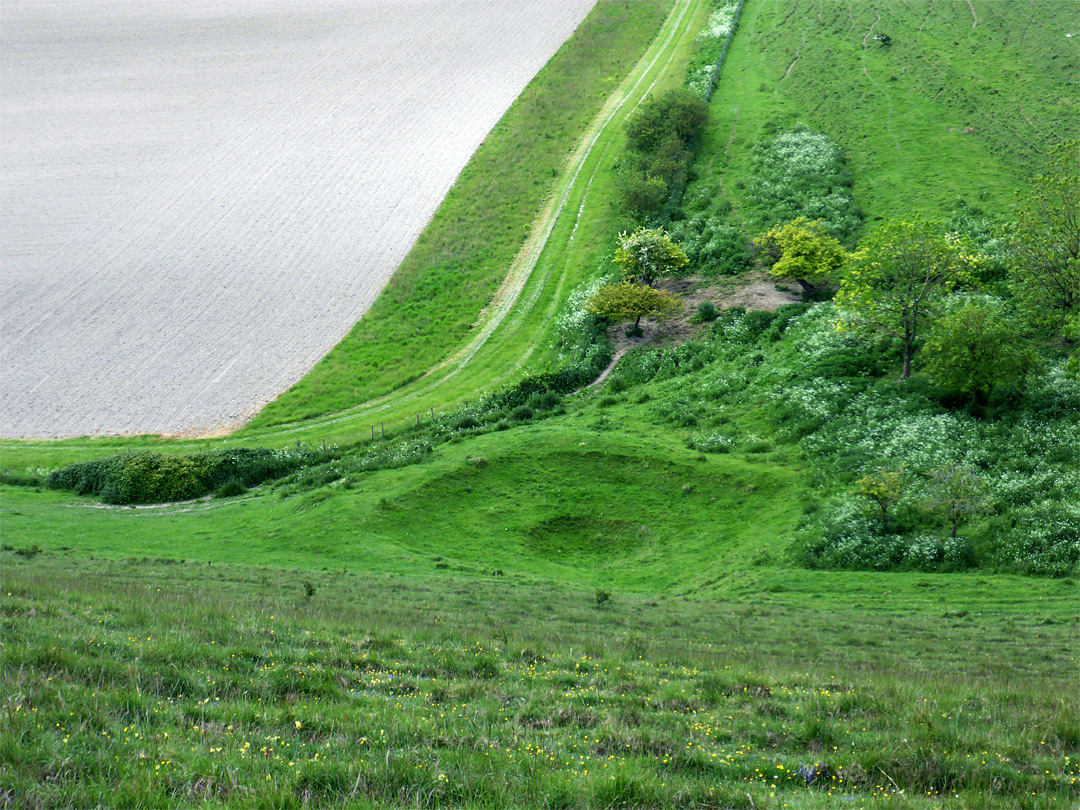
left=262, top=0, right=702, bottom=438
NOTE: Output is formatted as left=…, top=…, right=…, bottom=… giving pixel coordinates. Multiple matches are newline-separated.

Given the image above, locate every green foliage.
left=836, top=219, right=984, bottom=379
left=619, top=88, right=707, bottom=220
left=854, top=467, right=905, bottom=534
left=742, top=126, right=860, bottom=239
left=668, top=213, right=751, bottom=275
left=586, top=280, right=681, bottom=334
left=754, top=217, right=849, bottom=292
left=692, top=300, right=718, bottom=323
left=612, top=227, right=690, bottom=285
left=1003, top=140, right=1080, bottom=336
left=48, top=447, right=307, bottom=505
left=922, top=299, right=1038, bottom=397
left=921, top=463, right=990, bottom=540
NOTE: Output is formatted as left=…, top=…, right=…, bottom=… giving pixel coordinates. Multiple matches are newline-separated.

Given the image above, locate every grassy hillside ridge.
left=248, top=0, right=676, bottom=429
left=698, top=0, right=1077, bottom=229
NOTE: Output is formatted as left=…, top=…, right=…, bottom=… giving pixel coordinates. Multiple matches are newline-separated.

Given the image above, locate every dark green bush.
left=452, top=415, right=481, bottom=430
left=48, top=448, right=306, bottom=505
left=511, top=405, right=534, bottom=421
left=693, top=300, right=718, bottom=323
left=213, top=478, right=247, bottom=499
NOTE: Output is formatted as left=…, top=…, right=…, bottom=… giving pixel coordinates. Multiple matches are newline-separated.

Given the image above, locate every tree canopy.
left=613, top=227, right=689, bottom=287
left=586, top=281, right=681, bottom=336
left=922, top=299, right=1038, bottom=398
left=1003, top=140, right=1079, bottom=339
left=835, top=219, right=982, bottom=380
left=754, top=217, right=849, bottom=293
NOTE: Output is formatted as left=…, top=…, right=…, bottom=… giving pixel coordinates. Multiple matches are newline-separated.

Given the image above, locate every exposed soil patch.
left=605, top=271, right=802, bottom=355
left=586, top=272, right=801, bottom=389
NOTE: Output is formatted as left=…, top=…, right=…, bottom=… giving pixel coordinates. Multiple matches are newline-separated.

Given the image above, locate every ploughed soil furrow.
left=1, top=0, right=595, bottom=438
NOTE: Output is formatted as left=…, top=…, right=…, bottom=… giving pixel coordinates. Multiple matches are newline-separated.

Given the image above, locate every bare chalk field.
left=1, top=0, right=595, bottom=438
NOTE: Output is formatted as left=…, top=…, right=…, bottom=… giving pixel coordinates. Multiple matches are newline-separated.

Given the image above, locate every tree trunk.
left=900, top=350, right=912, bottom=381
left=796, top=278, right=815, bottom=294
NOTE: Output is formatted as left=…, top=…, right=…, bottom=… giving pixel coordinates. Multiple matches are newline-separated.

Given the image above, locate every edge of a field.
left=0, top=0, right=703, bottom=469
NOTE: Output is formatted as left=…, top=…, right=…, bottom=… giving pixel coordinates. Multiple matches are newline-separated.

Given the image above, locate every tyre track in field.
left=2, top=1, right=596, bottom=438
left=263, top=0, right=703, bottom=436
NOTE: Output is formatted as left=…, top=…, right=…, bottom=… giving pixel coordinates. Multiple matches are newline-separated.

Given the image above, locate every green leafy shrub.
left=692, top=300, right=718, bottom=323
left=668, top=215, right=750, bottom=275
left=618, top=89, right=707, bottom=221
left=511, top=405, right=535, bottom=421
left=48, top=448, right=307, bottom=505
left=214, top=478, right=247, bottom=499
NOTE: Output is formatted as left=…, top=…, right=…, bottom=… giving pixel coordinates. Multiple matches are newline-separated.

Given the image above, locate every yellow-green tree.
left=754, top=217, right=848, bottom=294
left=854, top=467, right=905, bottom=534
left=586, top=281, right=681, bottom=336
left=613, top=227, right=689, bottom=287
left=835, top=220, right=982, bottom=381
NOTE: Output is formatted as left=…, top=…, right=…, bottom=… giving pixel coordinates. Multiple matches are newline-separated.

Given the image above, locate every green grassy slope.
left=248, top=0, right=676, bottom=429
left=703, top=0, right=1078, bottom=227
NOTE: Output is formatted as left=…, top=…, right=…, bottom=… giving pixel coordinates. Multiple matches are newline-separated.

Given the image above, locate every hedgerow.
left=47, top=447, right=311, bottom=505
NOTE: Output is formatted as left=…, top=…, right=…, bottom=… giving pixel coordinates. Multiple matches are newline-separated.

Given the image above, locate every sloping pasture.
left=1, top=0, right=595, bottom=438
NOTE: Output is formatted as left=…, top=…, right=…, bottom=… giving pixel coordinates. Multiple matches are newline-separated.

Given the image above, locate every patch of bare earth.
left=589, top=272, right=801, bottom=388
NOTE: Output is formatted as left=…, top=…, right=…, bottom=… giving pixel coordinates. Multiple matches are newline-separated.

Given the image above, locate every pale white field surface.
left=1, top=0, right=595, bottom=438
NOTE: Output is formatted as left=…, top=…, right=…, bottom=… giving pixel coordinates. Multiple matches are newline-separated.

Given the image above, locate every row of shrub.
left=617, top=89, right=708, bottom=223
left=47, top=447, right=312, bottom=505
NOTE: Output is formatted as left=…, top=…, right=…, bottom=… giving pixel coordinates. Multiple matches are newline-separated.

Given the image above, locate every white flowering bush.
left=667, top=214, right=750, bottom=275
left=994, top=502, right=1080, bottom=576
left=744, top=126, right=861, bottom=239
left=554, top=273, right=614, bottom=357
left=698, top=2, right=738, bottom=40
left=687, top=431, right=736, bottom=453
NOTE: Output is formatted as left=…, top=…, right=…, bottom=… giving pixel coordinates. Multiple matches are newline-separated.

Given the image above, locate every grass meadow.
left=2, top=1, right=1078, bottom=807
left=2, top=553, right=1076, bottom=809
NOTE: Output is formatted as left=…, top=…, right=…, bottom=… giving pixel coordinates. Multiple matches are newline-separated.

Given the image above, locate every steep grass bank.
left=697, top=0, right=1076, bottom=229
left=248, top=0, right=675, bottom=429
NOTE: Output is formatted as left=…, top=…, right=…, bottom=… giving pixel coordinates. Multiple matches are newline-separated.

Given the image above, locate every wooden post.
left=381, top=421, right=384, bottom=438
left=371, top=425, right=374, bottom=440
left=322, top=438, right=326, bottom=454
left=416, top=413, right=420, bottom=427
left=430, top=407, right=434, bottom=421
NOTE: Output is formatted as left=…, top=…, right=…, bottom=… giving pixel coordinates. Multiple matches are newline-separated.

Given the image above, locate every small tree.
left=835, top=219, right=982, bottom=380
left=754, top=217, right=849, bottom=295
left=586, top=281, right=681, bottom=337
left=1002, top=140, right=1080, bottom=338
left=854, top=467, right=905, bottom=533
left=921, top=464, right=989, bottom=539
left=613, top=227, right=689, bottom=287
left=922, top=300, right=1038, bottom=399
